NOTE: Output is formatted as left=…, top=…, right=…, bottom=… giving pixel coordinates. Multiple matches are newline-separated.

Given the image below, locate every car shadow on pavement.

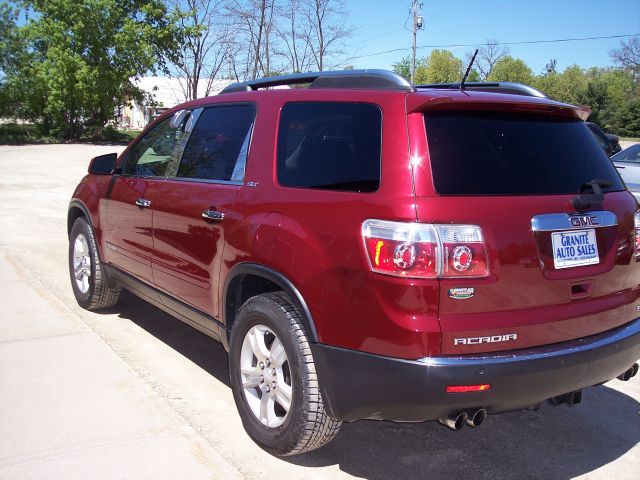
left=292, top=384, right=640, bottom=479
left=108, top=292, right=639, bottom=480
left=110, top=292, right=231, bottom=388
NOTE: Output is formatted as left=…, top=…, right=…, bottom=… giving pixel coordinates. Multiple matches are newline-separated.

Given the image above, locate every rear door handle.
left=202, top=209, right=225, bottom=222
left=135, top=197, right=151, bottom=208
left=616, top=165, right=625, bottom=169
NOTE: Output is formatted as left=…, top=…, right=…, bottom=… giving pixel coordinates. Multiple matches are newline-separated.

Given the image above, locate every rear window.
left=277, top=102, right=382, bottom=192
left=424, top=111, right=624, bottom=195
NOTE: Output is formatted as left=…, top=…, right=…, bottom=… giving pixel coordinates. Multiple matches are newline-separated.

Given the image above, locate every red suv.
left=68, top=70, right=640, bottom=456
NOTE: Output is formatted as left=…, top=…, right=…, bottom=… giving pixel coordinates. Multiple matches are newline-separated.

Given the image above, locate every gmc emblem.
left=570, top=216, right=599, bottom=227
left=454, top=333, right=518, bottom=346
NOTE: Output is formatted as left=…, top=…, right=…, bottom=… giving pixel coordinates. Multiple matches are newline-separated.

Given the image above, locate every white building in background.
left=119, top=76, right=233, bottom=129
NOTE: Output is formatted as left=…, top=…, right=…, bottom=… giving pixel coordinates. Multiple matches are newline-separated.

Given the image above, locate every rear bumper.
left=311, top=318, right=640, bottom=422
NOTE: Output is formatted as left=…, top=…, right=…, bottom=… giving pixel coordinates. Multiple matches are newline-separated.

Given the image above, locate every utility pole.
left=411, top=1, right=423, bottom=85
left=227, top=52, right=234, bottom=81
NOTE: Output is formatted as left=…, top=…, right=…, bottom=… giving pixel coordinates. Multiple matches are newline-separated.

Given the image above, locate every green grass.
left=621, top=137, right=640, bottom=143
left=100, top=126, right=139, bottom=144
left=0, top=123, right=139, bottom=145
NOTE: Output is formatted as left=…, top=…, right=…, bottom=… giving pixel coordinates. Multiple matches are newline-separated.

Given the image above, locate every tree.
left=393, top=47, right=640, bottom=137
left=227, top=0, right=277, bottom=80
left=487, top=56, right=533, bottom=85
left=553, top=64, right=588, bottom=105
left=543, top=58, right=557, bottom=76
left=226, top=0, right=351, bottom=78
left=302, top=0, right=351, bottom=71
left=617, top=98, right=640, bottom=136
left=276, top=0, right=312, bottom=73
left=466, top=68, right=481, bottom=82
left=588, top=68, right=637, bottom=132
left=4, top=0, right=178, bottom=139
left=392, top=56, right=411, bottom=80
left=610, top=37, right=640, bottom=73
left=416, top=49, right=463, bottom=84
left=170, top=0, right=230, bottom=101
left=0, top=3, right=19, bottom=74
left=0, top=4, right=21, bottom=117
left=579, top=76, right=608, bottom=126
left=467, top=39, right=509, bottom=80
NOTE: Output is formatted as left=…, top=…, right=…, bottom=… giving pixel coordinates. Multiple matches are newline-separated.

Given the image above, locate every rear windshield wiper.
left=571, top=179, right=613, bottom=210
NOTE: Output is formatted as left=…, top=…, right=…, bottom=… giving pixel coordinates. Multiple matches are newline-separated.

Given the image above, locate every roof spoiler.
left=416, top=81, right=547, bottom=98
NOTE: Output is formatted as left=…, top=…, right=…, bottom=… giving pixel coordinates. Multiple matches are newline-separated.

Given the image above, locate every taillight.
left=438, top=225, right=489, bottom=278
left=634, top=211, right=640, bottom=259
left=362, top=220, right=439, bottom=278
left=362, top=220, right=489, bottom=279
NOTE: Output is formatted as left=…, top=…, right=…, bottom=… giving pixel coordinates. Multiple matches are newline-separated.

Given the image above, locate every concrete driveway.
left=0, top=144, right=639, bottom=479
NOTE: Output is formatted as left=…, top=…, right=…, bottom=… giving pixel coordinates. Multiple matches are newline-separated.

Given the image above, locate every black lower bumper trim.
left=311, top=319, right=640, bottom=422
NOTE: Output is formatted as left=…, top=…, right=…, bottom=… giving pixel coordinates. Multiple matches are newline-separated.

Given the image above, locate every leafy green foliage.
left=0, top=3, right=19, bottom=72
left=3, top=0, right=179, bottom=139
left=3, top=10, right=640, bottom=141
left=393, top=51, right=464, bottom=84
left=466, top=69, right=481, bottom=82
left=392, top=56, right=411, bottom=80
left=0, top=122, right=137, bottom=145
left=393, top=43, right=640, bottom=137
left=416, top=49, right=463, bottom=84
left=487, top=56, right=533, bottom=85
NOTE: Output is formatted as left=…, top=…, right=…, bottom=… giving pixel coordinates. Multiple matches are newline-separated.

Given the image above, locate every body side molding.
left=103, top=264, right=224, bottom=343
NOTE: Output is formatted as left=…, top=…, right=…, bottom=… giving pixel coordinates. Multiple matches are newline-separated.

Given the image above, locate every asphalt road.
left=0, top=144, right=639, bottom=479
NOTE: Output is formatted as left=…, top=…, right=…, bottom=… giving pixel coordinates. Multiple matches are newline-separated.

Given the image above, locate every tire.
left=229, top=292, right=341, bottom=456
left=69, top=217, right=120, bottom=310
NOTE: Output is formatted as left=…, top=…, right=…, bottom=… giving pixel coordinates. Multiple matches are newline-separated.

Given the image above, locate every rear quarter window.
left=277, top=102, right=382, bottom=192
left=424, top=111, right=624, bottom=195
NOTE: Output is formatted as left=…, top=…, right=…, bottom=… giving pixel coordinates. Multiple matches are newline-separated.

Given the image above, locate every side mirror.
left=88, top=153, right=117, bottom=175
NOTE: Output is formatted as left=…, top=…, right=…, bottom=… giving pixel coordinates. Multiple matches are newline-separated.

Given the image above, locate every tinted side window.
left=124, top=111, right=190, bottom=177
left=425, top=112, right=624, bottom=195
left=277, top=102, right=382, bottom=192
left=177, top=105, right=255, bottom=181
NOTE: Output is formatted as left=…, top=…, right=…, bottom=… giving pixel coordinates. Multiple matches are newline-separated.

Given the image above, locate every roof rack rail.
left=220, top=69, right=414, bottom=94
left=416, top=81, right=547, bottom=98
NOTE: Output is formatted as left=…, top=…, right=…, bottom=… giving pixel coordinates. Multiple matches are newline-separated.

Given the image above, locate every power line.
left=353, top=0, right=563, bottom=36
left=350, top=33, right=640, bottom=61
left=428, top=0, right=563, bottom=17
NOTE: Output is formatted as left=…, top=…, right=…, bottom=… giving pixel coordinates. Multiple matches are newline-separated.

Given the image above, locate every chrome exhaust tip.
left=617, top=363, right=639, bottom=381
left=438, top=411, right=468, bottom=431
left=465, top=408, right=487, bottom=428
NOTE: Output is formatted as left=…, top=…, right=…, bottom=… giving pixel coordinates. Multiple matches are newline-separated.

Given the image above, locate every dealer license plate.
left=551, top=229, right=599, bottom=269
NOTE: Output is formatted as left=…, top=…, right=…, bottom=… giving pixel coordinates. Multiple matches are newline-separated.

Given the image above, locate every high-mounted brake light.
left=634, top=211, right=640, bottom=260
left=361, top=220, right=489, bottom=279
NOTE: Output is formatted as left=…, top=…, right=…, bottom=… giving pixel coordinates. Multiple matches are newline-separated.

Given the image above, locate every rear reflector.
left=445, top=384, right=491, bottom=393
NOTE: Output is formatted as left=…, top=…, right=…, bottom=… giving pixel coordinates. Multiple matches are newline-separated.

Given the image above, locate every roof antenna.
left=460, top=49, right=479, bottom=91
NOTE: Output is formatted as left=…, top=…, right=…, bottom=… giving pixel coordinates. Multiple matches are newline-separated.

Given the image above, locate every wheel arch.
left=223, top=263, right=319, bottom=344
left=67, top=200, right=91, bottom=238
